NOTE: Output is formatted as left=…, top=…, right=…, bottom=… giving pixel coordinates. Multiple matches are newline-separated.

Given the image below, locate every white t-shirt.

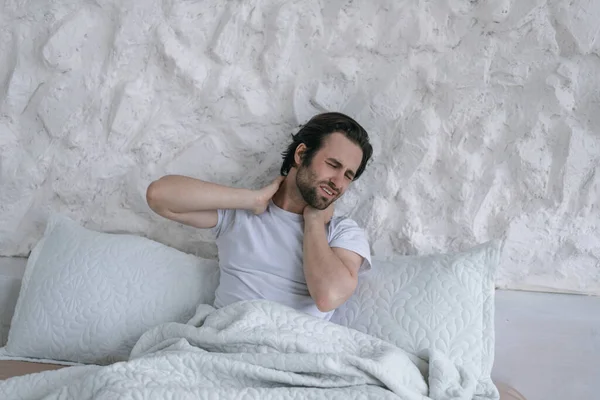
left=210, top=200, right=372, bottom=320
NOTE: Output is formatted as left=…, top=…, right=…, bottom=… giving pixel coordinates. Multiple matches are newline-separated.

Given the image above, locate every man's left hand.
left=303, top=203, right=335, bottom=224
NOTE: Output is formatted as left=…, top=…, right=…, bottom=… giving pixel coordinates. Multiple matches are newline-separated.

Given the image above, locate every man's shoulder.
left=327, top=215, right=372, bottom=271
left=328, top=215, right=366, bottom=237
left=212, top=207, right=257, bottom=238
left=330, top=215, right=362, bottom=227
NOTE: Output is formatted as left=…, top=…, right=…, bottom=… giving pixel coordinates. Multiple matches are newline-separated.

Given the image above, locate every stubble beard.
left=296, top=164, right=335, bottom=210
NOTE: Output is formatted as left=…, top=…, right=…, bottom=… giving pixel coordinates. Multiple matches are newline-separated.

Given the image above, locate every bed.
left=0, top=359, right=526, bottom=400
left=0, top=214, right=527, bottom=399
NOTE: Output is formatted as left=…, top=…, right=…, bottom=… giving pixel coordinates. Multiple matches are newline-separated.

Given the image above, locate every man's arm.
left=302, top=209, right=364, bottom=312
left=146, top=175, right=284, bottom=229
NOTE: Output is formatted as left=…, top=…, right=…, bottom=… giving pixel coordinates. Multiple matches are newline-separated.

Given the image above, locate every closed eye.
left=327, top=161, right=354, bottom=180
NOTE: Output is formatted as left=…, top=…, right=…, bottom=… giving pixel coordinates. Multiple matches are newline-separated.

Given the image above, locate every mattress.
left=0, top=257, right=27, bottom=346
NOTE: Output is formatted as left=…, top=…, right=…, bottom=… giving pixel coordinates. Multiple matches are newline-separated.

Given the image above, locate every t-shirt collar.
left=268, top=200, right=304, bottom=222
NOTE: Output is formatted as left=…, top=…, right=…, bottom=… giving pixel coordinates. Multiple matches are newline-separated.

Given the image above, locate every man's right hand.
left=252, top=176, right=285, bottom=214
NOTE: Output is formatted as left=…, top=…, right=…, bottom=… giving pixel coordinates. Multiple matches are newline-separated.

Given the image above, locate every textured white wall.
left=1, top=0, right=599, bottom=295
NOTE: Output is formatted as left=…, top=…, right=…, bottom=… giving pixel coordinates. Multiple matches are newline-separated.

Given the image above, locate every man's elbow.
left=311, top=263, right=359, bottom=313
left=146, top=178, right=170, bottom=213
left=315, top=295, right=337, bottom=313
left=314, top=286, right=356, bottom=313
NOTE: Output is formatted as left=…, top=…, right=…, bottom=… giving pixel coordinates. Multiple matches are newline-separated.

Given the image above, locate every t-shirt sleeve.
left=328, top=218, right=372, bottom=274
left=210, top=208, right=236, bottom=238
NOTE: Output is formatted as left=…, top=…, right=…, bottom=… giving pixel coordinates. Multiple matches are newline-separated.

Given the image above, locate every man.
left=146, top=112, right=373, bottom=321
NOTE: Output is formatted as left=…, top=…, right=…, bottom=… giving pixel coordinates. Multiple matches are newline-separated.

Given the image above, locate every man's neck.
left=272, top=175, right=306, bottom=215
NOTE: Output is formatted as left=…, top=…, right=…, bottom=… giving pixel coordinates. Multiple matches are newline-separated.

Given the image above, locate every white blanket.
left=0, top=300, right=479, bottom=399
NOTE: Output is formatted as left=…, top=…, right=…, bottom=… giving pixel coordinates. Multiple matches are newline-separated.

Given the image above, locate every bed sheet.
left=0, top=360, right=526, bottom=399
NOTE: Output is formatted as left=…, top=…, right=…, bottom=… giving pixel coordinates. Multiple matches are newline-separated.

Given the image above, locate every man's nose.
left=329, top=174, right=343, bottom=192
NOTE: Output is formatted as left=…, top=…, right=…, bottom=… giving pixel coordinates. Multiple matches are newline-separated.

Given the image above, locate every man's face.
left=295, top=132, right=363, bottom=210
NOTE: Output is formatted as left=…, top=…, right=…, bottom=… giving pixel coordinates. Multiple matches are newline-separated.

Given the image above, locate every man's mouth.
left=320, top=186, right=336, bottom=198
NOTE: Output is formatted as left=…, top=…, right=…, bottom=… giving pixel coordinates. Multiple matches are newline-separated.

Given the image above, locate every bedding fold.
left=0, top=300, right=482, bottom=399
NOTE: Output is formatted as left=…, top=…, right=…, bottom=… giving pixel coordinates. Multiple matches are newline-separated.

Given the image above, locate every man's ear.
left=294, top=143, right=306, bottom=167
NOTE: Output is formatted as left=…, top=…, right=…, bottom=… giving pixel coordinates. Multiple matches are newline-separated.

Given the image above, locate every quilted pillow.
left=331, top=240, right=502, bottom=400
left=2, top=213, right=220, bottom=365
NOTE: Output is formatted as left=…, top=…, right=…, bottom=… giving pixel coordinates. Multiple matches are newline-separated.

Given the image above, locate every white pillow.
left=331, top=240, right=502, bottom=399
left=3, top=213, right=220, bottom=365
